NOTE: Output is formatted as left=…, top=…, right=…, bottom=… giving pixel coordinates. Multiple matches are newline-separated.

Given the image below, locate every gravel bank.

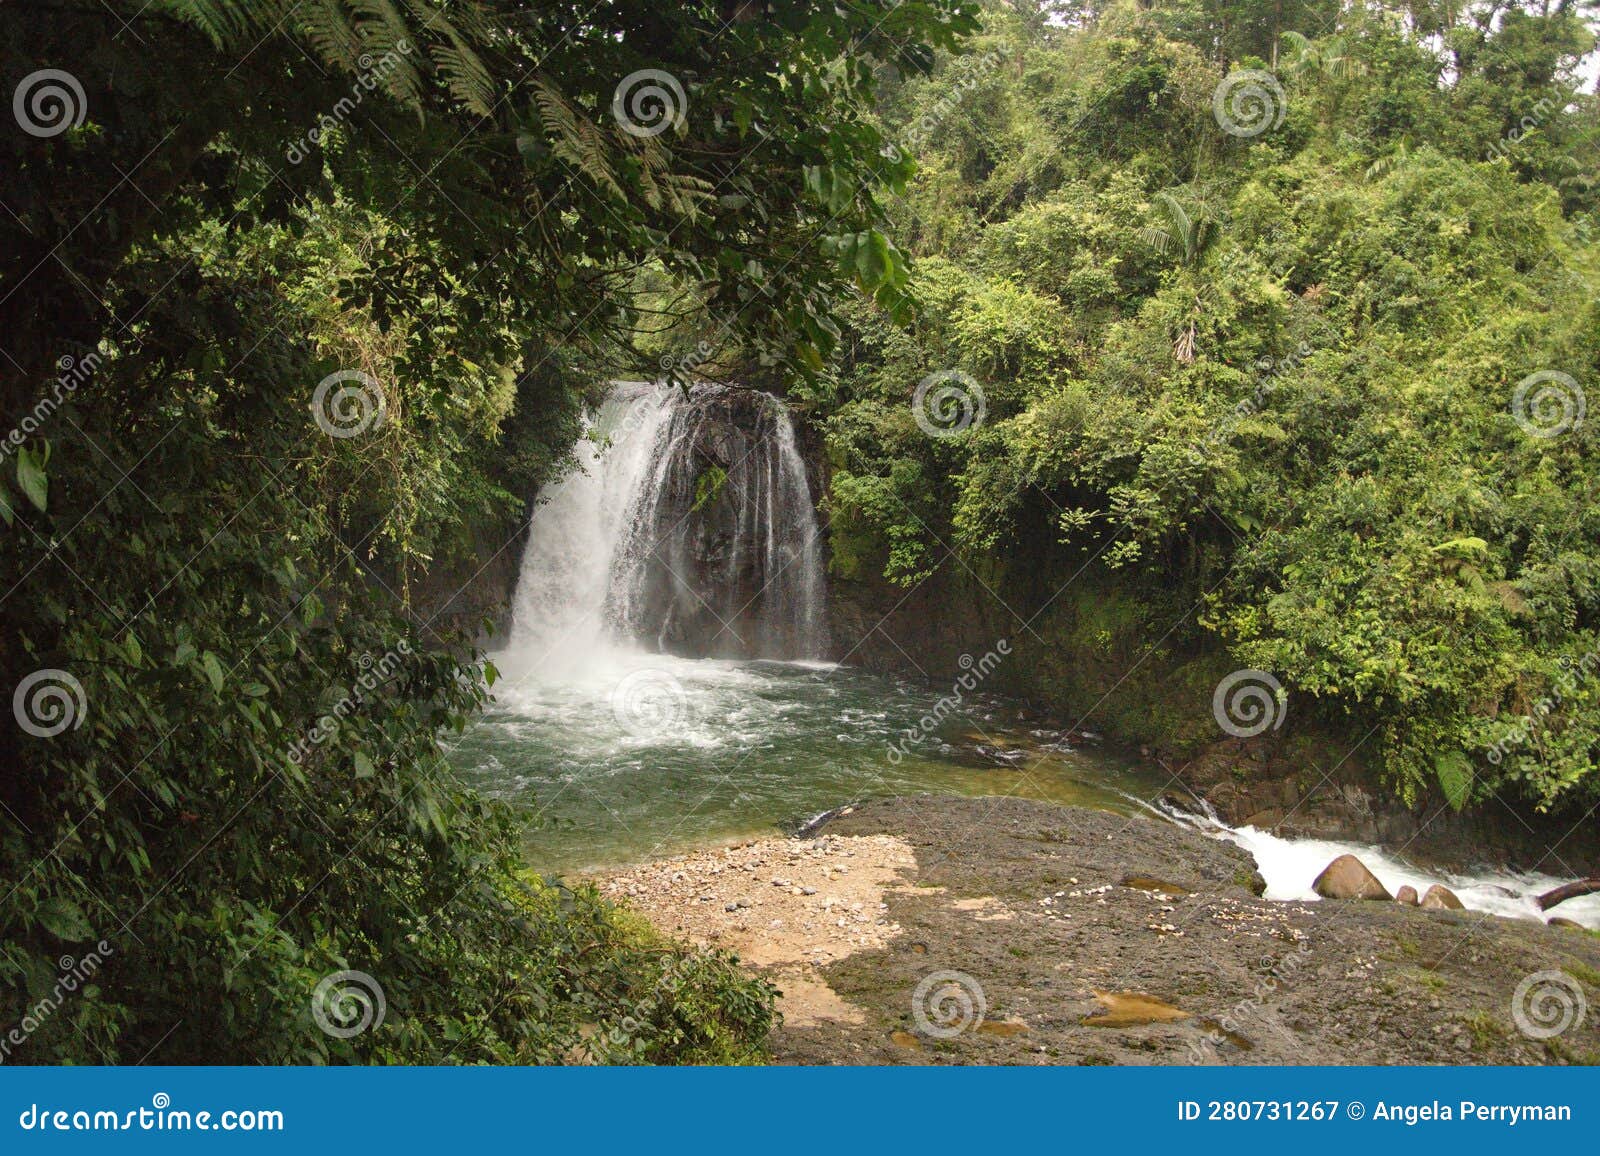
left=598, top=795, right=1600, bottom=1065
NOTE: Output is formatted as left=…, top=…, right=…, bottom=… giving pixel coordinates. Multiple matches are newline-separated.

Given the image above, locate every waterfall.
left=507, top=380, right=827, bottom=668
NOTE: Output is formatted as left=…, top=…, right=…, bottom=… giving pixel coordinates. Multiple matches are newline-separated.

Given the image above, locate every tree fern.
left=157, top=0, right=496, bottom=114
left=1365, top=137, right=1412, bottom=182
left=1139, top=192, right=1215, bottom=267
left=1282, top=30, right=1367, bottom=81
left=532, top=79, right=625, bottom=201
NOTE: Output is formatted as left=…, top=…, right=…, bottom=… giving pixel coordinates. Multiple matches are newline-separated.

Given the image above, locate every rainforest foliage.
left=4, top=0, right=1599, bottom=1067
left=813, top=0, right=1600, bottom=817
left=0, top=0, right=975, bottom=1063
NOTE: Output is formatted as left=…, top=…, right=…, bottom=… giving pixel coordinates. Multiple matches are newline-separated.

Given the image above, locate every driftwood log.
left=1536, top=878, right=1600, bottom=911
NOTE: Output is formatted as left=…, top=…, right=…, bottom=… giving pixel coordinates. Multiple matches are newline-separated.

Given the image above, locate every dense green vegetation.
left=0, top=0, right=974, bottom=1062
left=812, top=0, right=1600, bottom=816
left=4, top=0, right=1598, bottom=1066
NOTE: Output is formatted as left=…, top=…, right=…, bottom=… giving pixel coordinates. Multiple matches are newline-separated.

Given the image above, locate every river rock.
left=1312, top=854, right=1392, bottom=901
left=1395, top=885, right=1419, bottom=905
left=1420, top=884, right=1464, bottom=910
left=1549, top=917, right=1586, bottom=929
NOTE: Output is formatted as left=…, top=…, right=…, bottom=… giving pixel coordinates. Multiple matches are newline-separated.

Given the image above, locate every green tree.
left=0, top=0, right=978, bottom=1063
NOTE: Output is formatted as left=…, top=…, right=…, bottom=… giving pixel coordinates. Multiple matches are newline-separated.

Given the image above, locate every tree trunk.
left=1537, top=878, right=1600, bottom=911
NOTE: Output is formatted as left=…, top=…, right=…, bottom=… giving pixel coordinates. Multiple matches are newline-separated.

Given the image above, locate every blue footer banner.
left=0, top=1067, right=1590, bottom=1152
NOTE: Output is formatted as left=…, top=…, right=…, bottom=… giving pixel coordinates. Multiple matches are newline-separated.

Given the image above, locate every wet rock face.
left=1420, top=883, right=1465, bottom=910
left=611, top=386, right=826, bottom=660
left=1312, top=853, right=1393, bottom=901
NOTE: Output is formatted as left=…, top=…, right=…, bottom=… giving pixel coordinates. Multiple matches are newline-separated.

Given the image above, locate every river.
left=449, top=381, right=1599, bottom=929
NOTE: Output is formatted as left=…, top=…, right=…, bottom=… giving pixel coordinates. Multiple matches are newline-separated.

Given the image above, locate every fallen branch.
left=1537, top=878, right=1600, bottom=911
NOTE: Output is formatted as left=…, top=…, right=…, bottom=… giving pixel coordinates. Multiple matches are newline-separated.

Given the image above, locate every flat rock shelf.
left=599, top=796, right=1600, bottom=1066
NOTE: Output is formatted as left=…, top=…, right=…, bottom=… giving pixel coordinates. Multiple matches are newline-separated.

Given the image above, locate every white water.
left=507, top=383, right=677, bottom=672
left=483, top=381, right=1597, bottom=924
left=507, top=380, right=826, bottom=670
left=1224, top=824, right=1600, bottom=927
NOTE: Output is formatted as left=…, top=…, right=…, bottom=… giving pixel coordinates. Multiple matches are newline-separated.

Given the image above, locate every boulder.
left=1312, top=854, right=1392, bottom=901
left=1395, top=885, right=1419, bottom=906
left=1548, top=916, right=1586, bottom=930
left=1419, top=884, right=1465, bottom=910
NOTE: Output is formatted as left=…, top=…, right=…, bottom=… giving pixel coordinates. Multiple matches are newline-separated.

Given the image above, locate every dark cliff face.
left=404, top=520, right=527, bottom=648
left=611, top=386, right=825, bottom=660
left=817, top=485, right=1600, bottom=872
left=410, top=383, right=829, bottom=661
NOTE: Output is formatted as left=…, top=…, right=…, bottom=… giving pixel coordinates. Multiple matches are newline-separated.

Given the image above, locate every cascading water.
left=508, top=380, right=827, bottom=667
left=458, top=386, right=1600, bottom=923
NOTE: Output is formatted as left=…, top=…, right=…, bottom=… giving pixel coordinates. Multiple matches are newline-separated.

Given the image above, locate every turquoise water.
left=449, top=647, right=1169, bottom=874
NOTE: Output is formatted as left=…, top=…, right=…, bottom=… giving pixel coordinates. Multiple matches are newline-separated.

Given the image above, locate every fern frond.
left=1153, top=192, right=1190, bottom=242
left=1364, top=138, right=1410, bottom=182
left=431, top=42, right=494, bottom=116
left=1139, top=226, right=1174, bottom=254
left=157, top=0, right=293, bottom=45
left=297, top=0, right=363, bottom=77
left=533, top=79, right=624, bottom=200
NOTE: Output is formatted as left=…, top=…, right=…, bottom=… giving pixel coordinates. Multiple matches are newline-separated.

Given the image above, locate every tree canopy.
left=815, top=0, right=1600, bottom=814
left=0, top=0, right=977, bottom=1063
